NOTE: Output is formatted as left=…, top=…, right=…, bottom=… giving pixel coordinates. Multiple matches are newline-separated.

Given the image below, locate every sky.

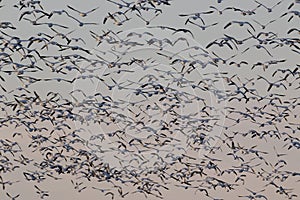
left=0, top=0, right=299, bottom=199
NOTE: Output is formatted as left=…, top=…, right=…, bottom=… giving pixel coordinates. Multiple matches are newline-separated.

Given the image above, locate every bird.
left=208, top=6, right=232, bottom=15
left=65, top=12, right=99, bottom=26
left=19, top=9, right=51, bottom=21
left=34, top=185, right=49, bottom=199
left=257, top=75, right=287, bottom=91
left=252, top=19, right=277, bottom=29
left=224, top=20, right=255, bottom=32
left=254, top=0, right=282, bottom=13
left=229, top=61, right=248, bottom=67
left=287, top=28, right=300, bottom=34
left=242, top=44, right=273, bottom=57
left=179, top=10, right=214, bottom=25
left=6, top=192, right=20, bottom=200
left=106, top=0, right=133, bottom=9
left=103, top=12, right=130, bottom=25
left=147, top=25, right=194, bottom=38
left=67, top=5, right=99, bottom=17
left=22, top=18, right=69, bottom=29
left=0, top=22, right=16, bottom=29
left=186, top=20, right=218, bottom=31
left=136, top=12, right=160, bottom=25
left=280, top=10, right=300, bottom=22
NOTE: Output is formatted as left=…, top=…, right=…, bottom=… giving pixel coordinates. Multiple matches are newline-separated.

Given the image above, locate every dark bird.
left=147, top=25, right=194, bottom=38
left=224, top=20, right=255, bottom=32
left=67, top=5, right=99, bottom=17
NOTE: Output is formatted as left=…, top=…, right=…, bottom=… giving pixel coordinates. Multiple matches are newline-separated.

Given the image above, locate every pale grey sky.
left=0, top=0, right=299, bottom=199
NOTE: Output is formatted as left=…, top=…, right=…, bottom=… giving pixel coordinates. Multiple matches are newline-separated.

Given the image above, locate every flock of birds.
left=0, top=0, right=299, bottom=199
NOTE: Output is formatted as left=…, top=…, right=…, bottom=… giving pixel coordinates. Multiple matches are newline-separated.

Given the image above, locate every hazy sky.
left=0, top=0, right=299, bottom=199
